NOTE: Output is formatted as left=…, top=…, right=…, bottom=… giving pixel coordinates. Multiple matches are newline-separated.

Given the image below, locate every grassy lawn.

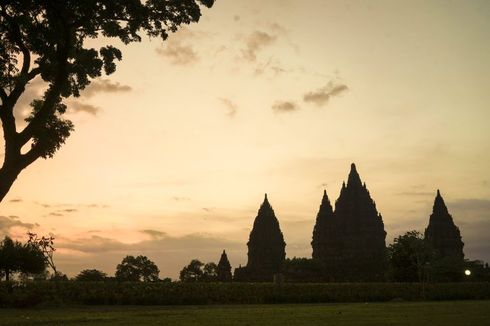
left=1, top=301, right=489, bottom=325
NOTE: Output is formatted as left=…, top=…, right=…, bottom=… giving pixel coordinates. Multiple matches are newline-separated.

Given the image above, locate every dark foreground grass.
left=1, top=301, right=489, bottom=326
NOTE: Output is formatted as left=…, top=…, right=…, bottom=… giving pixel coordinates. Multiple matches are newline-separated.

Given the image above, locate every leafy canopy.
left=115, top=255, right=159, bottom=282
left=0, top=236, right=46, bottom=281
left=0, top=0, right=214, bottom=202
left=75, top=268, right=107, bottom=282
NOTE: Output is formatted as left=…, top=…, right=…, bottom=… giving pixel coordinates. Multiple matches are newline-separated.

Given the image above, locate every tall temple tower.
left=311, top=190, right=336, bottom=263
left=217, top=250, right=232, bottom=282
left=313, top=163, right=387, bottom=281
left=246, top=194, right=286, bottom=281
left=424, top=190, right=464, bottom=260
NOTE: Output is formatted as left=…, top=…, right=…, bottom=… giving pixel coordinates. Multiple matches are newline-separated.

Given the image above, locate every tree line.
left=1, top=231, right=489, bottom=284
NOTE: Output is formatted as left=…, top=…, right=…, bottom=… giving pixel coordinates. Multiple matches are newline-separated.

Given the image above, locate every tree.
left=179, top=259, right=203, bottom=282
left=202, top=262, right=218, bottom=282
left=75, top=269, right=107, bottom=281
left=0, top=0, right=215, bottom=202
left=115, top=255, right=159, bottom=282
left=388, top=231, right=435, bottom=282
left=0, top=236, right=45, bottom=281
left=26, top=232, right=57, bottom=275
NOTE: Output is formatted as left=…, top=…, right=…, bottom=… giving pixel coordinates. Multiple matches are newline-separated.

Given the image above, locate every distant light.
left=465, top=269, right=471, bottom=276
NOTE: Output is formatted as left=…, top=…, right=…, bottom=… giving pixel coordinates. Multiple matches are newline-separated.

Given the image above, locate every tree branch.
left=0, top=88, right=7, bottom=104
left=19, top=145, right=42, bottom=170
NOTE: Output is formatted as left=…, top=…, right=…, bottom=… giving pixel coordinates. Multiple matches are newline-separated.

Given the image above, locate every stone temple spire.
left=246, top=194, right=286, bottom=281
left=425, top=190, right=464, bottom=260
left=323, top=163, right=387, bottom=281
left=347, top=163, right=362, bottom=188
left=217, top=250, right=232, bottom=282
left=312, top=190, right=335, bottom=261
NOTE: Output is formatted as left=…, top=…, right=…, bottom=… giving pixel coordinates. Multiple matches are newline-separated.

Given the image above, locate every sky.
left=1, top=0, right=490, bottom=278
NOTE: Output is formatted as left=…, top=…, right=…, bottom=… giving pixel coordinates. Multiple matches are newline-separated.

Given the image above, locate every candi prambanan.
left=233, top=163, right=464, bottom=282
left=312, top=163, right=387, bottom=281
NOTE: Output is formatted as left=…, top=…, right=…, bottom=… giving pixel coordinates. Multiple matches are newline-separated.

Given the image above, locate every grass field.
left=1, top=301, right=489, bottom=325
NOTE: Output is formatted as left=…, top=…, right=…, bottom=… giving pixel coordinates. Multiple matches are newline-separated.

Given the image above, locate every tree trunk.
left=0, top=167, right=20, bottom=203
left=5, top=267, right=10, bottom=282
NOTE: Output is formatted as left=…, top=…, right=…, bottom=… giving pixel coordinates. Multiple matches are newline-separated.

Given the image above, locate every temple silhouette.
left=234, top=194, right=286, bottom=281
left=312, top=163, right=387, bottom=281
left=230, top=163, right=465, bottom=282
left=425, top=190, right=464, bottom=260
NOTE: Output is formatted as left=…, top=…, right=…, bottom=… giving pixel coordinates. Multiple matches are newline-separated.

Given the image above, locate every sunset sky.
left=1, top=0, right=489, bottom=278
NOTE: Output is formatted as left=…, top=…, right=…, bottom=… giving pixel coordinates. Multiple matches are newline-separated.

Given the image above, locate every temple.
left=240, top=194, right=286, bottom=281
left=217, top=250, right=232, bottom=282
left=424, top=190, right=464, bottom=260
left=311, top=189, right=336, bottom=264
left=312, top=163, right=387, bottom=281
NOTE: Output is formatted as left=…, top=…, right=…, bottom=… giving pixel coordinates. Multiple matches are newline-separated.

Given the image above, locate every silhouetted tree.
left=179, top=259, right=219, bottom=282
left=217, top=250, right=232, bottom=282
left=115, top=255, right=159, bottom=282
left=0, top=236, right=45, bottom=281
left=202, top=262, right=218, bottom=282
left=179, top=259, right=204, bottom=282
left=0, top=0, right=215, bottom=203
left=27, top=232, right=57, bottom=275
left=388, top=231, right=435, bottom=282
left=75, top=269, right=107, bottom=282
left=246, top=194, right=286, bottom=281
left=283, top=258, right=325, bottom=282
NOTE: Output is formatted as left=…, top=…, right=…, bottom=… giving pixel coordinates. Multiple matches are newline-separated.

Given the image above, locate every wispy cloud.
left=242, top=31, right=276, bottom=62
left=218, top=98, right=238, bottom=117
left=82, top=79, right=132, bottom=98
left=141, top=229, right=167, bottom=240
left=272, top=100, right=299, bottom=113
left=0, top=215, right=38, bottom=235
left=303, top=81, right=349, bottom=107
left=397, top=191, right=434, bottom=197
left=156, top=38, right=199, bottom=65
left=67, top=101, right=100, bottom=115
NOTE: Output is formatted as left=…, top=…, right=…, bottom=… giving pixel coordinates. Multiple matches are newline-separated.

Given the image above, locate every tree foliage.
left=0, top=0, right=215, bottom=202
left=179, top=259, right=218, bottom=282
left=388, top=231, right=435, bottom=282
left=75, top=269, right=107, bottom=282
left=26, top=232, right=57, bottom=275
left=115, top=255, right=159, bottom=282
left=0, top=236, right=45, bottom=281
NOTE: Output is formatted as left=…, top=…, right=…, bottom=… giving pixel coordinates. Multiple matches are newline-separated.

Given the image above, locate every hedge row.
left=1, top=282, right=489, bottom=307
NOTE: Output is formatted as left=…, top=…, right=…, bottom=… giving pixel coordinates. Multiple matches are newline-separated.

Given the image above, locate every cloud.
left=0, top=216, right=38, bottom=235
left=303, top=81, right=349, bottom=107
left=82, top=79, right=132, bottom=98
left=8, top=198, right=22, bottom=203
left=61, top=209, right=77, bottom=213
left=141, top=229, right=168, bottom=240
left=156, top=38, right=198, bottom=66
left=449, top=199, right=490, bottom=212
left=242, top=31, right=276, bottom=62
left=58, top=232, right=242, bottom=255
left=218, top=98, right=238, bottom=117
left=172, top=197, right=191, bottom=202
left=272, top=101, right=299, bottom=113
left=397, top=191, right=434, bottom=197
left=67, top=101, right=100, bottom=115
